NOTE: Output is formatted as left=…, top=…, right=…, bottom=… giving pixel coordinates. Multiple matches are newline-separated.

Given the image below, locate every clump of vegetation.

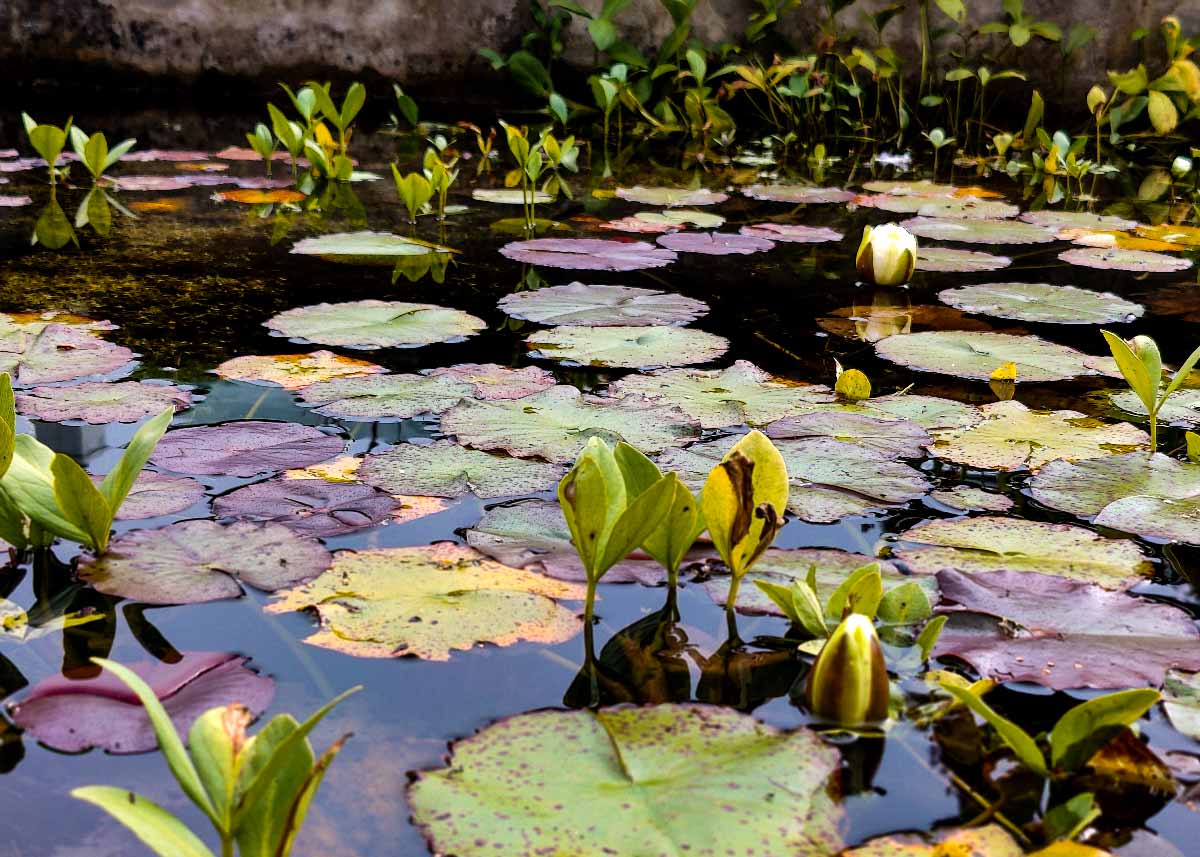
left=1101, top=331, right=1200, bottom=451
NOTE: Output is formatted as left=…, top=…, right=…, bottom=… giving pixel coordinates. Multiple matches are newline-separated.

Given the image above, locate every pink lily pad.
left=16, top=381, right=191, bottom=424
left=422, top=364, right=557, bottom=400
left=0, top=195, right=32, bottom=207
left=738, top=223, right=843, bottom=243
left=499, top=238, right=676, bottom=271
left=150, top=420, right=345, bottom=477
left=655, top=232, right=774, bottom=255
left=92, top=471, right=206, bottom=520
left=0, top=324, right=136, bottom=387
left=1057, top=247, right=1193, bottom=273
left=120, top=150, right=212, bottom=162
left=214, top=477, right=400, bottom=537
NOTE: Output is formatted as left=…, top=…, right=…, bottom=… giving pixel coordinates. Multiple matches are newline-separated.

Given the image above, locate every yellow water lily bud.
left=806, top=613, right=890, bottom=727
left=856, top=224, right=917, bottom=286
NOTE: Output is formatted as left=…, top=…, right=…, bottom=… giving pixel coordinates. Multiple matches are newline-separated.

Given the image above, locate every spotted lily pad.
left=765, top=411, right=931, bottom=458
left=16, top=381, right=191, bottom=424
left=843, top=825, right=1024, bottom=857
left=932, top=569, right=1200, bottom=689
left=471, top=188, right=554, bottom=204
left=1029, top=452, right=1200, bottom=517
left=265, top=300, right=486, bottom=350
left=95, top=471, right=206, bottom=520
left=77, top=520, right=332, bottom=605
left=0, top=324, right=136, bottom=386
left=296, top=373, right=474, bottom=421
left=930, top=400, right=1148, bottom=471
left=1058, top=247, right=1192, bottom=272
left=150, top=420, right=345, bottom=477
left=655, top=231, right=774, bottom=255
left=422, top=364, right=556, bottom=400
left=526, top=325, right=727, bottom=369
left=916, top=247, right=1012, bottom=272
left=900, top=217, right=1056, bottom=244
left=1019, top=210, right=1138, bottom=231
left=836, top=394, right=982, bottom=430
left=266, top=544, right=585, bottom=660
left=441, top=386, right=700, bottom=464
left=290, top=231, right=450, bottom=264
left=213, top=351, right=385, bottom=390
left=605, top=361, right=835, bottom=429
left=499, top=238, right=676, bottom=271
left=938, top=282, right=1143, bottom=325
left=8, top=652, right=274, bottom=754
left=358, top=440, right=564, bottom=498
left=743, top=184, right=856, bottom=204
left=213, top=478, right=400, bottom=537
left=615, top=186, right=728, bottom=206
left=738, top=223, right=843, bottom=243
left=929, top=486, right=1013, bottom=513
left=498, top=283, right=709, bottom=327
left=891, top=516, right=1151, bottom=588
left=875, top=331, right=1099, bottom=382
left=407, top=704, right=843, bottom=856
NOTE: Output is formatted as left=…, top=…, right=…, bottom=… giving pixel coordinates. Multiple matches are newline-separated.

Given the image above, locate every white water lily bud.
left=805, top=613, right=890, bottom=727
left=855, top=224, right=917, bottom=286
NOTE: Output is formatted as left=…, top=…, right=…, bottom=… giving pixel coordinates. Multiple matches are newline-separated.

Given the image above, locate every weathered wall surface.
left=1, top=1, right=1196, bottom=105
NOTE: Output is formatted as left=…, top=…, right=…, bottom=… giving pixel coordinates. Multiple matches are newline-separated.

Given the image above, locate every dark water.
left=0, top=110, right=1196, bottom=856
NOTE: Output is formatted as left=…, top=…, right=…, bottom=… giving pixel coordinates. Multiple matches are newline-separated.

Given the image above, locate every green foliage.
left=392, top=83, right=419, bottom=127
left=244, top=123, right=277, bottom=175
left=68, top=126, right=137, bottom=180
left=1102, top=330, right=1200, bottom=452
left=612, top=442, right=704, bottom=585
left=72, top=658, right=359, bottom=857
left=391, top=165, right=434, bottom=223
left=308, top=81, right=366, bottom=154
left=22, top=113, right=73, bottom=184
left=980, top=0, right=1061, bottom=48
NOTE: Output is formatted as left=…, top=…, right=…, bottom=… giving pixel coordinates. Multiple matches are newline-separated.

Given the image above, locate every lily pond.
left=2, top=109, right=1200, bottom=857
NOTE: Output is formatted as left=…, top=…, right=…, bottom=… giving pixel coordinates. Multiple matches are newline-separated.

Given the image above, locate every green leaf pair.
left=72, top=658, right=359, bottom=857
left=245, top=123, right=277, bottom=172
left=391, top=165, right=433, bottom=223
left=307, top=81, right=366, bottom=152
left=22, top=113, right=73, bottom=184
left=1102, top=330, right=1200, bottom=452
left=68, top=127, right=137, bottom=180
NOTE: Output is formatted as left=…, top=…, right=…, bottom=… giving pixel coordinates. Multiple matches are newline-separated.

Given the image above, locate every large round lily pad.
left=738, top=223, right=843, bottom=243
left=937, top=282, right=1143, bottom=325
left=899, top=217, right=1056, bottom=244
left=407, top=704, right=843, bottom=857
left=916, top=247, right=1012, bottom=272
left=296, top=373, right=474, bottom=421
left=290, top=231, right=449, bottom=264
left=0, top=323, right=136, bottom=387
left=213, top=477, right=400, bottom=537
left=100, top=471, right=206, bottom=520
left=441, top=386, right=700, bottom=464
left=266, top=544, right=586, bottom=660
left=213, top=350, right=385, bottom=390
left=526, top=325, right=728, bottom=369
left=1019, top=210, right=1138, bottom=231
left=891, top=516, right=1151, bottom=588
left=655, top=231, right=774, bottom=255
left=743, top=183, right=855, bottom=204
left=265, top=299, right=486, bottom=350
left=498, top=283, right=709, bottom=327
left=1058, top=247, right=1192, bottom=272
left=422, top=364, right=556, bottom=400
left=765, top=410, right=931, bottom=458
left=615, top=186, right=728, bottom=206
left=150, top=420, right=345, bottom=477
left=499, top=238, right=676, bottom=271
left=358, top=440, right=564, bottom=498
left=77, top=520, right=332, bottom=605
left=929, top=400, right=1148, bottom=471
left=875, top=331, right=1099, bottom=382
left=16, top=381, right=191, bottom=424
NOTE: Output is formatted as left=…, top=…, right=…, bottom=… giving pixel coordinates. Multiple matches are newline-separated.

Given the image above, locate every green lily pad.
left=525, top=325, right=728, bottom=369
left=930, top=400, right=1148, bottom=471
left=937, top=282, right=1144, bottom=325
left=1106, top=388, right=1200, bottom=427
left=900, top=217, right=1056, bottom=244
left=891, top=516, right=1151, bottom=588
left=290, top=231, right=452, bottom=264
left=358, top=440, right=564, bottom=498
left=471, top=188, right=554, bottom=204
left=631, top=209, right=725, bottom=229
left=265, top=544, right=586, bottom=660
left=441, top=386, right=701, bottom=464
left=213, top=351, right=386, bottom=390
left=1094, top=495, right=1200, bottom=545
left=929, top=486, right=1013, bottom=513
left=296, top=373, right=474, bottom=421
left=743, top=183, right=856, bottom=204
left=615, top=186, right=728, bottom=206
left=1019, top=210, right=1138, bottom=231
left=605, top=361, right=836, bottom=429
left=1029, top=452, right=1200, bottom=519
left=857, top=195, right=1019, bottom=219
left=407, top=704, right=843, bottom=857
left=1164, top=670, right=1200, bottom=740
left=265, top=299, right=486, bottom=350
left=498, top=283, right=709, bottom=327
left=0, top=324, right=136, bottom=387
left=16, top=381, right=191, bottom=424
left=875, top=331, right=1100, bottom=382
left=1058, top=247, right=1193, bottom=273
left=659, top=436, right=929, bottom=523
left=422, top=363, right=556, bottom=400
left=765, top=410, right=931, bottom=458
left=837, top=394, right=982, bottom=430
left=916, top=247, right=1012, bottom=272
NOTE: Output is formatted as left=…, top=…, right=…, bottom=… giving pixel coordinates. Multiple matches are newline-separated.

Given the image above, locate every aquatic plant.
left=1101, top=331, right=1200, bottom=451
left=806, top=613, right=890, bottom=727
left=244, top=123, right=277, bottom=176
left=72, top=657, right=358, bottom=857
left=21, top=113, right=72, bottom=184
left=391, top=165, right=433, bottom=223
left=308, top=81, right=365, bottom=156
left=392, top=83, right=419, bottom=128
left=68, top=126, right=137, bottom=181
left=423, top=142, right=459, bottom=220
left=267, top=104, right=306, bottom=175
left=856, top=224, right=917, bottom=286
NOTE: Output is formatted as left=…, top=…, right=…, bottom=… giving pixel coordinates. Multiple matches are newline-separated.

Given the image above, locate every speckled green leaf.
left=938, top=283, right=1143, bottom=325
left=900, top=217, right=1056, bottom=244
left=876, top=331, right=1099, bottom=382
left=297, top=373, right=474, bottom=420
left=265, top=299, right=486, bottom=350
left=526, top=325, right=728, bottom=369
left=358, top=440, right=564, bottom=499
left=929, top=485, right=1013, bottom=513
left=765, top=411, right=931, bottom=458
left=1029, top=453, right=1200, bottom=521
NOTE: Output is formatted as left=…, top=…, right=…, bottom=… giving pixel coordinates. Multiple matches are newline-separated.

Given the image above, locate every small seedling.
left=1101, top=331, right=1200, bottom=452
left=68, top=126, right=137, bottom=181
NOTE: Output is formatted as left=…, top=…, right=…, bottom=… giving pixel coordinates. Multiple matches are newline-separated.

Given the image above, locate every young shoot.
left=22, top=113, right=73, bottom=185
left=392, top=165, right=433, bottom=223
left=245, top=122, right=277, bottom=176
left=68, top=126, right=137, bottom=181
left=1101, top=330, right=1200, bottom=452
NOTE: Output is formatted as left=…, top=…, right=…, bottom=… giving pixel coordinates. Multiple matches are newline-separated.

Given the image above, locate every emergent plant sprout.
left=1101, top=330, right=1200, bottom=452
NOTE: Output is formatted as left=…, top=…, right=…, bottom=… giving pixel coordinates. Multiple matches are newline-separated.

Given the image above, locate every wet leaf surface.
left=213, top=477, right=400, bottom=537
left=876, top=331, right=1101, bottom=381
left=938, top=282, right=1144, bottom=325
left=615, top=186, right=728, bottom=206
left=297, top=372, right=474, bottom=420
left=743, top=183, right=856, bottom=203
left=265, top=299, right=486, bottom=349
left=900, top=216, right=1057, bottom=244
left=0, top=324, right=136, bottom=386
left=96, top=471, right=206, bottom=520
left=499, top=238, right=676, bottom=270
left=422, top=363, right=556, bottom=400
left=498, top=282, right=709, bottom=326
left=765, top=410, right=932, bottom=458
left=655, top=231, right=775, bottom=255
left=525, top=325, right=729, bottom=368
left=1058, top=247, right=1193, bottom=272
left=212, top=350, right=386, bottom=390
left=150, top=420, right=345, bottom=477
left=16, top=381, right=191, bottom=424
left=358, top=440, right=564, bottom=498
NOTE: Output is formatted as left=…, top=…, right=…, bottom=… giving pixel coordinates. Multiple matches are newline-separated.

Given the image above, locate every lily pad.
left=844, top=825, right=1024, bottom=857
left=216, top=188, right=306, bottom=204
left=899, top=217, right=1056, bottom=244
left=265, top=544, right=585, bottom=660
left=422, top=364, right=556, bottom=400
left=9, top=652, right=274, bottom=754
left=1029, top=452, right=1200, bottom=519
left=441, top=386, right=700, bottom=464
left=213, top=350, right=385, bottom=390
left=0, top=324, right=136, bottom=386
left=77, top=520, right=332, bottom=605
left=1058, top=247, right=1192, bottom=272
left=296, top=373, right=474, bottom=421
left=738, top=223, right=843, bottom=243
left=0, top=311, right=116, bottom=336
left=407, top=704, right=842, bottom=857
left=471, top=188, right=554, bottom=204
left=213, top=477, right=400, bottom=537
left=857, top=194, right=1019, bottom=219
left=526, top=325, right=728, bottom=369
left=891, top=516, right=1151, bottom=588
left=498, top=283, right=709, bottom=327
left=0, top=195, right=31, bottom=207
left=1135, top=223, right=1200, bottom=247
left=1164, top=671, right=1200, bottom=741
left=16, top=381, right=191, bottom=424
left=875, top=331, right=1099, bottom=382
left=743, top=183, right=856, bottom=204
left=933, top=569, right=1200, bottom=689
left=765, top=410, right=931, bottom=458
left=1105, top=388, right=1200, bottom=427
left=358, top=440, right=564, bottom=498
left=264, top=299, right=486, bottom=349
left=289, top=231, right=452, bottom=264
left=605, top=361, right=835, bottom=429
left=916, top=247, right=1012, bottom=272
left=601, top=210, right=726, bottom=232
left=929, top=400, right=1148, bottom=471
left=1057, top=227, right=1183, bottom=252
left=95, top=471, right=206, bottom=520
left=615, top=186, right=728, bottom=206
left=1094, top=495, right=1200, bottom=545
left=929, top=486, right=1013, bottom=513
left=817, top=303, right=992, bottom=342
left=1020, top=210, right=1138, bottom=231
left=499, top=238, right=676, bottom=271
left=655, top=231, right=774, bottom=255
left=938, top=282, right=1143, bottom=325
left=150, top=420, right=345, bottom=477
left=837, top=394, right=983, bottom=430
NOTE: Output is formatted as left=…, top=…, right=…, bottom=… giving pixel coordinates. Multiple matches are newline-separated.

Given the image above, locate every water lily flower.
left=856, top=224, right=917, bottom=286
left=806, top=613, right=890, bottom=727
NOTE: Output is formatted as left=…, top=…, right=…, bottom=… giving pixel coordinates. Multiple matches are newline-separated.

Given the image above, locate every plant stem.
left=584, top=578, right=597, bottom=626
left=725, top=573, right=742, bottom=612
left=221, top=833, right=234, bottom=857
left=918, top=0, right=930, bottom=101
left=1150, top=413, right=1158, bottom=454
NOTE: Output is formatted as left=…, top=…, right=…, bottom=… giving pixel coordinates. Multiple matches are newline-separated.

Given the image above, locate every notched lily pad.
left=615, top=186, right=728, bottom=206
left=900, top=217, right=1056, bottom=244
left=938, top=282, right=1143, bottom=325
left=743, top=183, right=855, bottom=204
left=499, top=238, right=676, bottom=271
left=875, top=331, right=1099, bottom=382
left=1029, top=452, right=1200, bottom=524
left=738, top=223, right=843, bottom=243
left=265, top=299, right=486, bottom=350
left=95, top=471, right=206, bottom=520
left=0, top=324, right=136, bottom=387
left=766, top=410, right=931, bottom=458
left=297, top=373, right=474, bottom=421
left=1058, top=247, right=1192, bottom=273
left=213, top=351, right=385, bottom=390
left=213, top=477, right=400, bottom=537
left=266, top=544, right=586, bottom=660
left=358, top=440, right=565, bottom=499
left=526, top=325, right=728, bottom=369
left=290, top=231, right=452, bottom=264
left=655, top=231, right=774, bottom=255
left=916, top=246, right=1012, bottom=272
left=150, top=420, right=345, bottom=477
left=422, top=364, right=556, bottom=400
left=16, top=381, right=191, bottom=424
left=498, top=283, right=709, bottom=327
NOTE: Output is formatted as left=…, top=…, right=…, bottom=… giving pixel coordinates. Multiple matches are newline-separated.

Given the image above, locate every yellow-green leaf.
left=700, top=430, right=788, bottom=579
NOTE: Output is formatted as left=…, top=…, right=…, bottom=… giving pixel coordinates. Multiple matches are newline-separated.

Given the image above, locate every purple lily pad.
left=738, top=223, right=843, bottom=243
left=498, top=283, right=709, bottom=327
left=120, top=149, right=212, bottom=162
left=499, top=238, right=677, bottom=271
left=1019, top=210, right=1138, bottom=231
left=114, top=174, right=294, bottom=192
left=656, top=232, right=775, bottom=255
left=150, top=420, right=345, bottom=477
left=9, top=652, right=274, bottom=754
left=0, top=195, right=31, bottom=207
left=91, top=471, right=206, bottom=520
left=742, top=184, right=856, bottom=204
left=16, top=381, right=191, bottom=424
left=422, top=364, right=557, bottom=400
left=214, top=477, right=400, bottom=537
left=77, top=519, right=332, bottom=605
left=0, top=324, right=136, bottom=387
left=1057, top=247, right=1193, bottom=273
